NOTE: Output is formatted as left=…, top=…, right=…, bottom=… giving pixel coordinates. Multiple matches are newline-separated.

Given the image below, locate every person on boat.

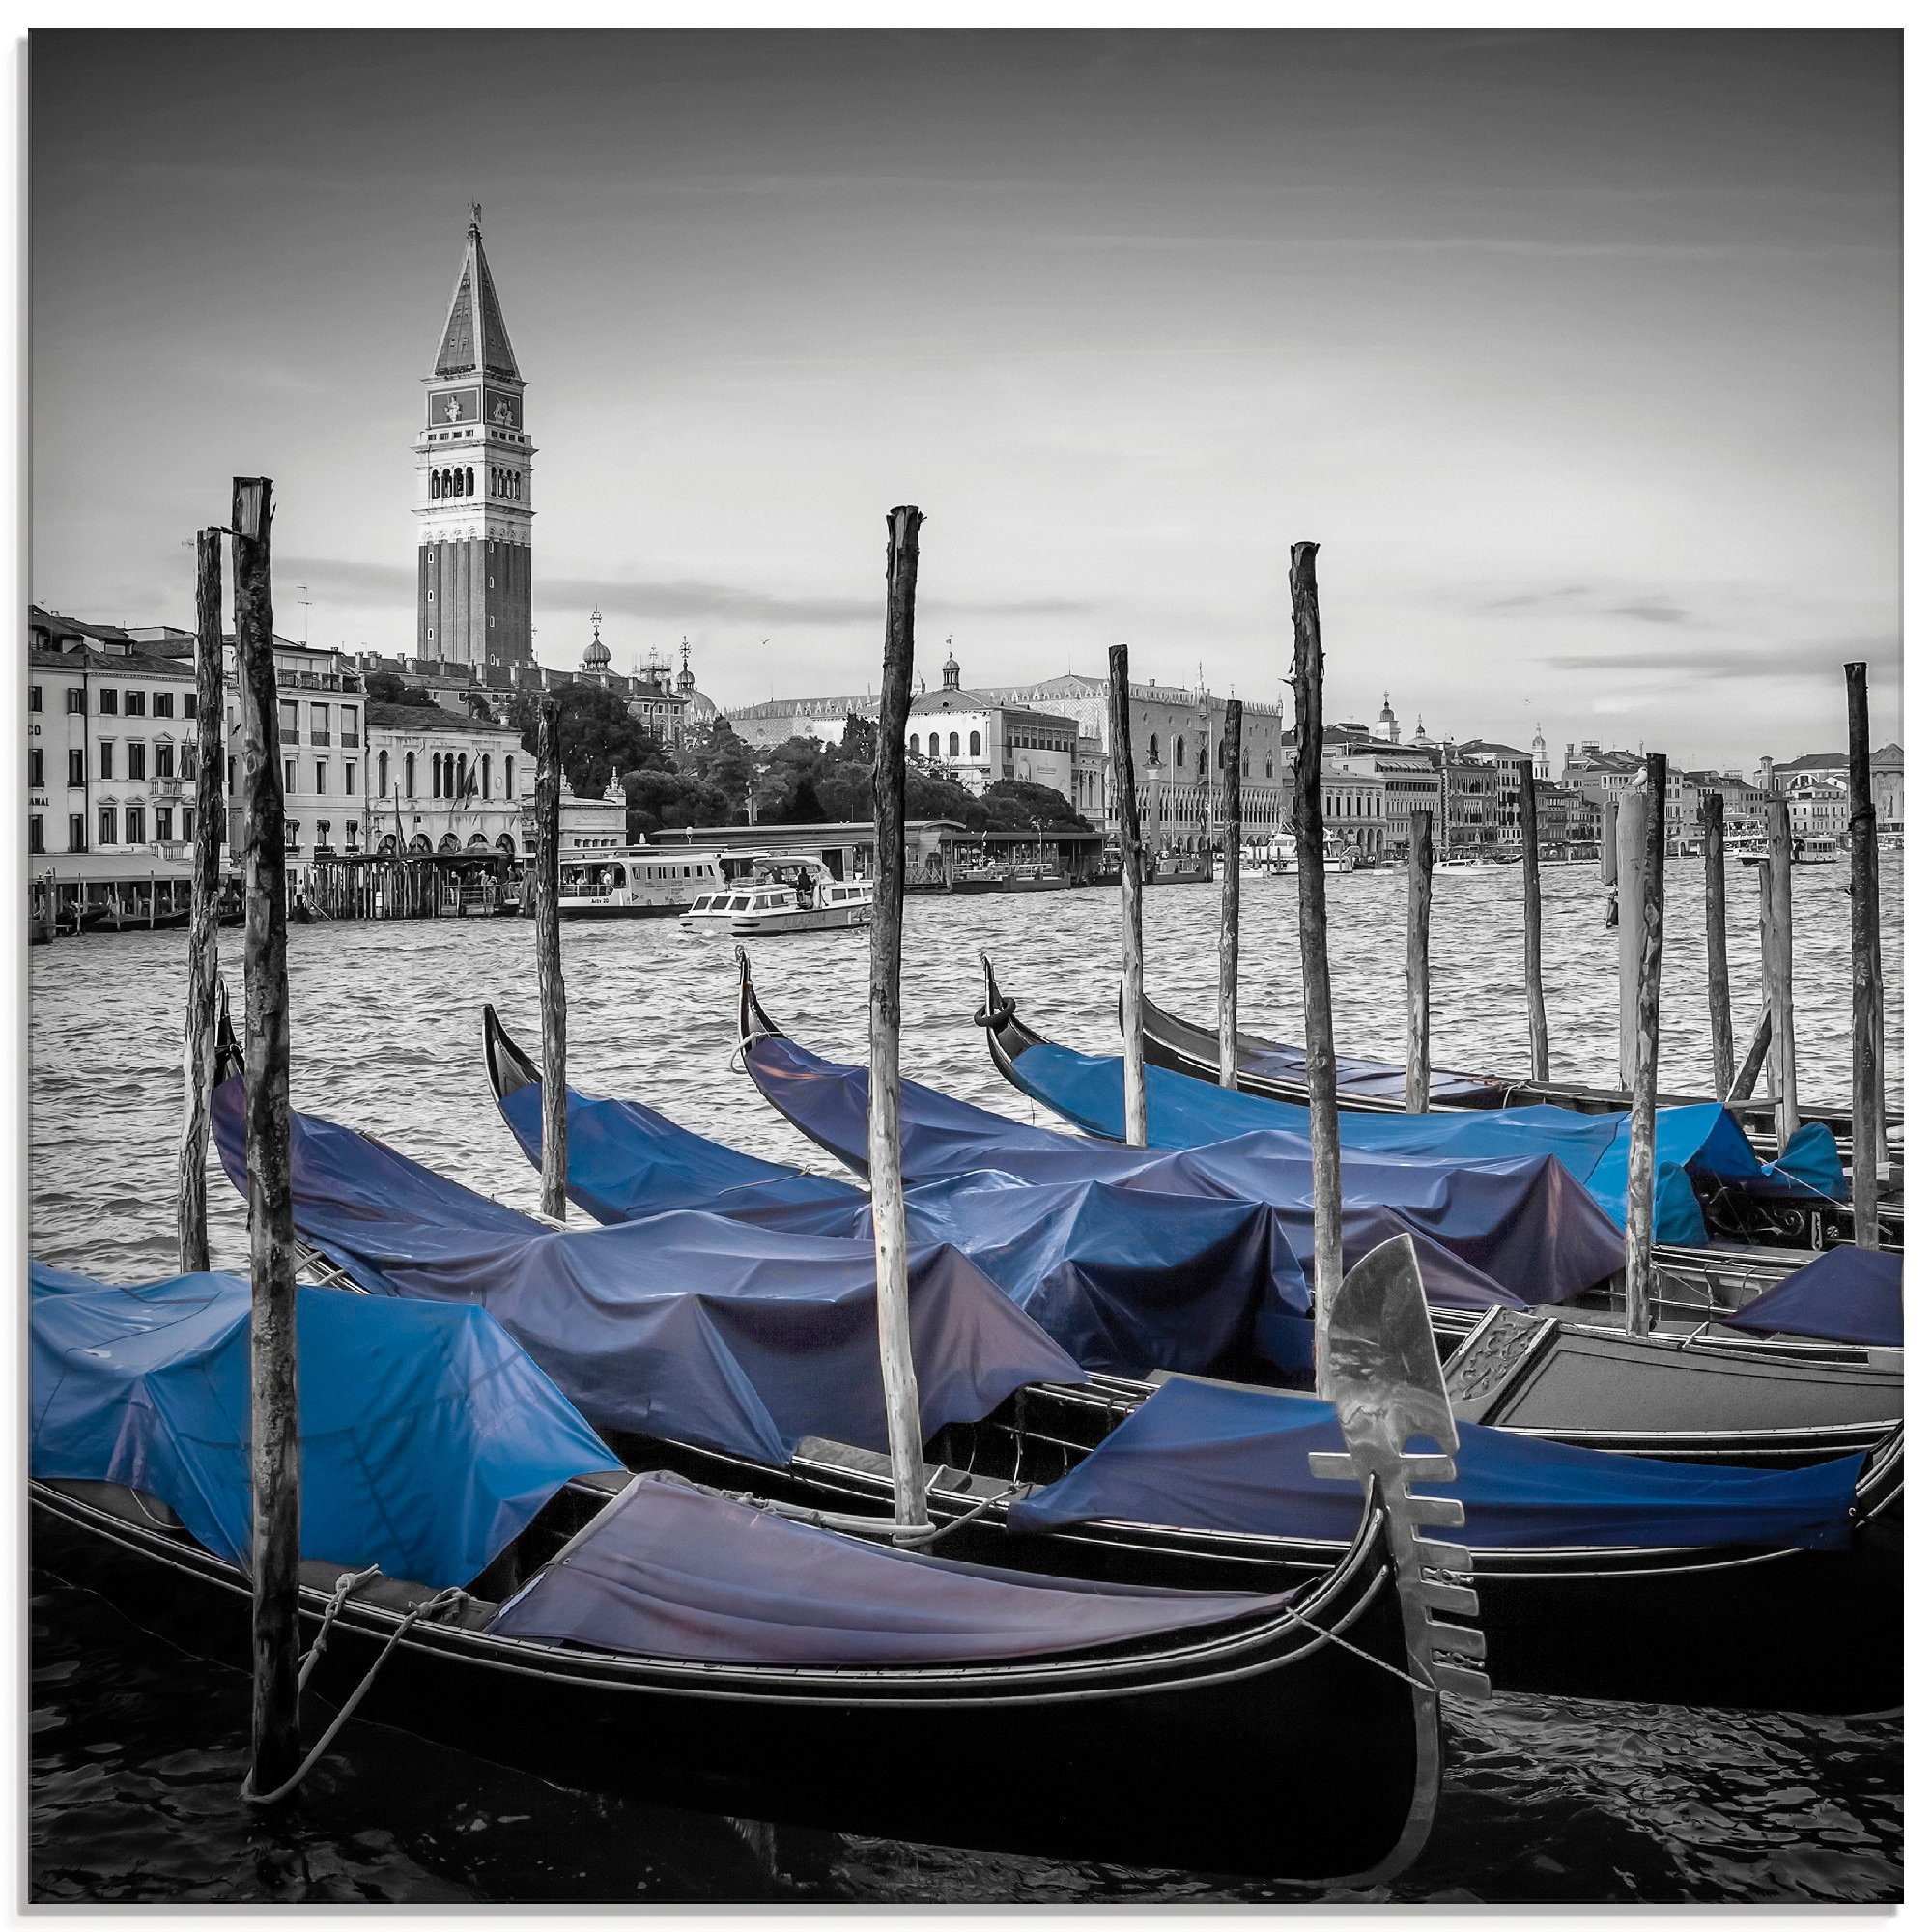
left=795, top=870, right=813, bottom=909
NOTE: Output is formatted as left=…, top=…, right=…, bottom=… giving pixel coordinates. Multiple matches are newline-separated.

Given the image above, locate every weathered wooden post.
left=870, top=506, right=931, bottom=1538
left=1624, top=754, right=1666, bottom=1334
left=1217, top=696, right=1244, bottom=1088
left=232, top=477, right=300, bottom=1801
left=1616, top=782, right=1647, bottom=1090
left=1764, top=795, right=1799, bottom=1152
left=534, top=698, right=567, bottom=1220
left=1700, top=791, right=1734, bottom=1100
left=1108, top=645, right=1148, bottom=1146
left=1520, top=771, right=1548, bottom=1083
left=1288, top=544, right=1344, bottom=1349
left=177, top=527, right=225, bottom=1274
left=1844, top=663, right=1882, bottom=1241
left=1599, top=798, right=1618, bottom=888
left=1405, top=810, right=1433, bottom=1112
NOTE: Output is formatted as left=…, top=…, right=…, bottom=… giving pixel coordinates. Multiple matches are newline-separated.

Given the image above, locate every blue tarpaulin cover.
left=499, top=1079, right=1314, bottom=1377
left=1008, top=1376, right=1862, bottom=1553
left=30, top=1261, right=617, bottom=1586
left=746, top=1036, right=1628, bottom=1309
left=490, top=1469, right=1294, bottom=1664
left=998, top=1037, right=1849, bottom=1237
left=1722, top=1245, right=1904, bottom=1348
left=212, top=1078, right=1084, bottom=1468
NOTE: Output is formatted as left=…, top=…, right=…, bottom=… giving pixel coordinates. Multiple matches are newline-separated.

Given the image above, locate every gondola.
left=727, top=962, right=1902, bottom=1467
left=32, top=1245, right=1480, bottom=1883
left=1134, top=978, right=1904, bottom=1186
left=974, top=956, right=1904, bottom=1303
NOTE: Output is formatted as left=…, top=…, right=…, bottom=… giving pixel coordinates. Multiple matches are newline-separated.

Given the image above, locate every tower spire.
left=433, top=205, right=521, bottom=381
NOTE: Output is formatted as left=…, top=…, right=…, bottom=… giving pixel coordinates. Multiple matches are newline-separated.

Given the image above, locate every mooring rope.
left=241, top=1576, right=470, bottom=1807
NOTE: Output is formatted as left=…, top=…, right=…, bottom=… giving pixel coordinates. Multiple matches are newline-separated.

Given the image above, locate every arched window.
left=429, top=471, right=439, bottom=500
left=405, top=751, right=416, bottom=798
left=504, top=754, right=514, bottom=798
left=908, top=733, right=919, bottom=754
left=1148, top=733, right=1159, bottom=766
left=969, top=730, right=980, bottom=757
left=948, top=731, right=959, bottom=757
left=377, top=750, right=388, bottom=795
left=1197, top=744, right=1207, bottom=776
left=1173, top=735, right=1186, bottom=771
left=928, top=733, right=940, bottom=757
left=481, top=754, right=492, bottom=797
left=465, top=467, right=474, bottom=497
left=456, top=753, right=468, bottom=799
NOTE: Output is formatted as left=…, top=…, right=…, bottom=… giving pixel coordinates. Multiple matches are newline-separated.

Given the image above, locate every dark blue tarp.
left=747, top=1036, right=1628, bottom=1309
left=490, top=1469, right=1293, bottom=1664
left=499, top=1079, right=1313, bottom=1378
left=1210, top=1034, right=1506, bottom=1109
left=1721, top=1245, right=1904, bottom=1348
left=1008, top=1376, right=1862, bottom=1553
left=1000, top=1037, right=1848, bottom=1236
left=30, top=1262, right=617, bottom=1587
left=212, top=1078, right=1083, bottom=1468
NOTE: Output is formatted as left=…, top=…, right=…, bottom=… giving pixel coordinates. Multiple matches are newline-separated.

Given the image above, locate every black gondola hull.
left=31, top=1480, right=1437, bottom=1882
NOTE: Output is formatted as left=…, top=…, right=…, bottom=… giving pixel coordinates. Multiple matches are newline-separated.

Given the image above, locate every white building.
left=363, top=699, right=526, bottom=857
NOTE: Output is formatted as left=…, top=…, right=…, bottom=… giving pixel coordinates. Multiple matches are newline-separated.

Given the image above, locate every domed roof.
left=1378, top=691, right=1397, bottom=723
left=582, top=608, right=611, bottom=672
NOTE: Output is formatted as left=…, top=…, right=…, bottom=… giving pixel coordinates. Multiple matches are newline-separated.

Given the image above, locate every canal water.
left=29, top=856, right=1903, bottom=1903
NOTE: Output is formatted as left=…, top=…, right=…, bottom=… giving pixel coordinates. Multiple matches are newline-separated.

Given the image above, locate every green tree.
left=509, top=684, right=655, bottom=800
left=751, top=736, right=830, bottom=824
left=980, top=778, right=1090, bottom=832
left=623, top=768, right=733, bottom=838
left=677, top=717, right=754, bottom=815
left=363, top=671, right=437, bottom=708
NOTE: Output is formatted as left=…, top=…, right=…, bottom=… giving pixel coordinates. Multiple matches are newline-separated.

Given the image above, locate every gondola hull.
left=32, top=1475, right=1438, bottom=1883
left=608, top=1399, right=1904, bottom=1718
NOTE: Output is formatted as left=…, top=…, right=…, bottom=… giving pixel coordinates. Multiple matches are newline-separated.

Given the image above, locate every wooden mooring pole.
left=1288, top=544, right=1343, bottom=1350
left=1764, top=795, right=1799, bottom=1153
left=534, top=698, right=567, bottom=1221
left=1624, top=753, right=1666, bottom=1335
left=233, top=477, right=301, bottom=1801
left=1700, top=792, right=1735, bottom=1100
left=1217, top=696, right=1244, bottom=1088
left=1600, top=799, right=1618, bottom=890
left=1520, top=772, right=1548, bottom=1084
left=870, top=506, right=931, bottom=1537
left=1844, top=662, right=1882, bottom=1240
left=1615, top=783, right=1647, bottom=1091
left=177, top=527, right=224, bottom=1274
left=1405, top=810, right=1432, bottom=1112
left=1108, top=644, right=1148, bottom=1146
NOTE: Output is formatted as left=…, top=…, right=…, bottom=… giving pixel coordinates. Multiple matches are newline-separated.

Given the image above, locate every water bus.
left=558, top=849, right=732, bottom=920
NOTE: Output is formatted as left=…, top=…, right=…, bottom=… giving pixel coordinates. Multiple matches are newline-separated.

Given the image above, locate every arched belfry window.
left=465, top=467, right=475, bottom=497
left=928, top=733, right=940, bottom=757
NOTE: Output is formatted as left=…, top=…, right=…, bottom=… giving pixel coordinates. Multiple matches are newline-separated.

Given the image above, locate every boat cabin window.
left=726, top=895, right=752, bottom=911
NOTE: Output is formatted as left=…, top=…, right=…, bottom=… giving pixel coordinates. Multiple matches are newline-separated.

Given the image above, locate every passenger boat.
left=1130, top=980, right=1902, bottom=1186
left=1148, top=851, right=1211, bottom=886
left=680, top=857, right=872, bottom=937
left=1738, top=837, right=1843, bottom=867
left=557, top=848, right=731, bottom=919
left=950, top=860, right=1009, bottom=893
left=1000, top=862, right=1066, bottom=892
left=29, top=1255, right=1468, bottom=1881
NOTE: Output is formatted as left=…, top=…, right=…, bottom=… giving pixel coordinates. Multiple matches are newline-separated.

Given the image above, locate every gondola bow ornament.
left=1310, top=1234, right=1492, bottom=1702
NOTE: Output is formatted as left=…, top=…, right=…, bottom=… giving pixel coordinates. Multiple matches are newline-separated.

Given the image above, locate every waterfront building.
left=415, top=206, right=534, bottom=667
left=908, top=654, right=1080, bottom=799
left=363, top=700, right=525, bottom=857
left=1536, top=779, right=1601, bottom=854
left=27, top=608, right=206, bottom=915
left=1781, top=771, right=1852, bottom=843
left=1319, top=764, right=1388, bottom=857
left=1871, top=743, right=1904, bottom=837
left=1451, top=742, right=1534, bottom=852
left=1681, top=769, right=1769, bottom=839
left=516, top=771, right=628, bottom=856
left=986, top=671, right=1284, bottom=850
left=223, top=638, right=370, bottom=867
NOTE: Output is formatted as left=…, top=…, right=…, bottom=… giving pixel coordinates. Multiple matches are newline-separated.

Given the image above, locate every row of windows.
left=431, top=466, right=475, bottom=500
left=275, top=700, right=360, bottom=745
left=27, top=685, right=200, bottom=719
left=488, top=466, right=523, bottom=501
left=88, top=742, right=190, bottom=782
left=82, top=803, right=196, bottom=847
left=912, top=730, right=983, bottom=759
left=370, top=750, right=514, bottom=800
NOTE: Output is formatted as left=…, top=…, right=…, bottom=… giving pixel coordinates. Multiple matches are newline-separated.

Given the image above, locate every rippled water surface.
left=29, top=857, right=1903, bottom=1902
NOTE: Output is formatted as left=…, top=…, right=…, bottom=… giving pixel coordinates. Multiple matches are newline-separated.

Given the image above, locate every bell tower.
left=414, top=205, right=534, bottom=666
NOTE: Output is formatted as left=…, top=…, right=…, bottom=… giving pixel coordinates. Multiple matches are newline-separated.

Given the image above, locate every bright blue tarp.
left=212, top=1078, right=1083, bottom=1468
left=1722, top=1245, right=1904, bottom=1348
left=1008, top=1375, right=1861, bottom=1553
left=498, top=1079, right=1313, bottom=1378
left=998, top=1037, right=1848, bottom=1240
left=30, top=1261, right=617, bottom=1586
left=746, top=1035, right=1628, bottom=1310
left=491, top=1469, right=1293, bottom=1664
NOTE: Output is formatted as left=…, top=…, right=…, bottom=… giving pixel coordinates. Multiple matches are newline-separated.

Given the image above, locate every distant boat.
left=682, top=858, right=872, bottom=938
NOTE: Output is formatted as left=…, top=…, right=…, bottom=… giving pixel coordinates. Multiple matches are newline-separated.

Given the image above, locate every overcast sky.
left=32, top=29, right=1899, bottom=767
